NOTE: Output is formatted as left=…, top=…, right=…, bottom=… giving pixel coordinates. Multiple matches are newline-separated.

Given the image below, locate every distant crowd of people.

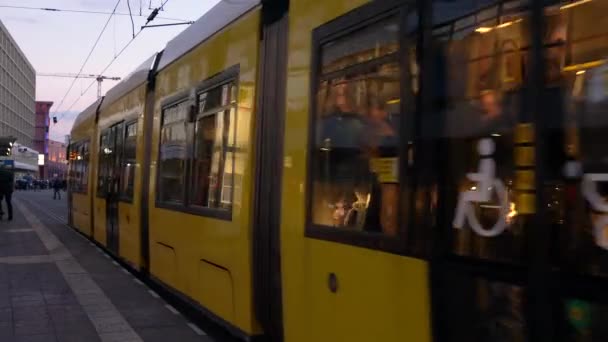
left=0, top=169, right=67, bottom=221
left=14, top=177, right=66, bottom=192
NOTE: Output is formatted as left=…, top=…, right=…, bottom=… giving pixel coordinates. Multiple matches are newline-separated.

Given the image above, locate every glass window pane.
left=311, top=16, right=401, bottom=236
left=430, top=1, right=531, bottom=263
left=560, top=298, right=608, bottom=341
left=121, top=122, right=137, bottom=199
left=542, top=1, right=608, bottom=278
left=159, top=102, right=188, bottom=204
left=98, top=133, right=109, bottom=196
left=82, top=141, right=89, bottom=192
left=321, top=17, right=399, bottom=74
left=191, top=115, right=217, bottom=207
left=190, top=79, right=237, bottom=211
left=442, top=274, right=526, bottom=342
left=191, top=105, right=235, bottom=210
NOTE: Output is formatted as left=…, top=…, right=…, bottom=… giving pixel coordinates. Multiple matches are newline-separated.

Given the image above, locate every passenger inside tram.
left=313, top=66, right=400, bottom=235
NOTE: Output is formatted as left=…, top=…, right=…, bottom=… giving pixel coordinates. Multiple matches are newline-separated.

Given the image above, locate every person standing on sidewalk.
left=52, top=176, right=62, bottom=200
left=0, top=165, right=14, bottom=221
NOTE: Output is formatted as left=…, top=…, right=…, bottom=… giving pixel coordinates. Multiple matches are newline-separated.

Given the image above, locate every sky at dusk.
left=0, top=0, right=221, bottom=142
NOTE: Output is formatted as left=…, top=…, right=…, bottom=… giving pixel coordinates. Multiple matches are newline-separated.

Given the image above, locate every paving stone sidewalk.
left=0, top=191, right=221, bottom=342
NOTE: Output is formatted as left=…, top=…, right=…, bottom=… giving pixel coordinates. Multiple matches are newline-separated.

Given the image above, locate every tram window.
left=97, top=132, right=110, bottom=197
left=69, top=140, right=89, bottom=194
left=190, top=82, right=236, bottom=210
left=69, top=142, right=81, bottom=193
left=158, top=100, right=189, bottom=204
left=120, top=122, right=137, bottom=200
left=442, top=273, right=526, bottom=341
left=81, top=141, right=89, bottom=192
left=430, top=0, right=531, bottom=263
left=310, top=16, right=401, bottom=236
left=559, top=298, right=608, bottom=341
left=541, top=1, right=608, bottom=278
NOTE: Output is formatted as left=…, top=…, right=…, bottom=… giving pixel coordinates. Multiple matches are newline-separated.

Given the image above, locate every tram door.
left=428, top=1, right=608, bottom=340
left=428, top=2, right=534, bottom=341
left=103, top=123, right=124, bottom=253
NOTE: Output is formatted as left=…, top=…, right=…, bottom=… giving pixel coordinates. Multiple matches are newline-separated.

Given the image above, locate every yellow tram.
left=67, top=0, right=608, bottom=340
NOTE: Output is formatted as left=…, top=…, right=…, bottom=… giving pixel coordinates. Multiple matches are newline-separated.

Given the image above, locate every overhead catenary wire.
left=126, top=0, right=135, bottom=38
left=53, top=0, right=174, bottom=123
left=50, top=0, right=122, bottom=121
left=56, top=28, right=146, bottom=121
left=0, top=4, right=189, bottom=22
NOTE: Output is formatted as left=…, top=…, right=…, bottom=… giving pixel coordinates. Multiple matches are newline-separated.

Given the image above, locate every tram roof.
left=157, top=0, right=260, bottom=71
left=99, top=54, right=158, bottom=112
left=73, top=97, right=103, bottom=129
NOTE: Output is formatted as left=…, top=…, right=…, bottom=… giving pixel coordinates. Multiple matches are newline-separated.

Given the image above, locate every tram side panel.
left=148, top=8, right=262, bottom=336
left=97, top=84, right=148, bottom=268
left=92, top=128, right=108, bottom=247
left=69, top=105, right=98, bottom=237
left=281, top=1, right=432, bottom=341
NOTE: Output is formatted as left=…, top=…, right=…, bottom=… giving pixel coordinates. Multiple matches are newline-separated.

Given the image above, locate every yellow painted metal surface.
left=69, top=108, right=96, bottom=236
left=71, top=192, right=92, bottom=235
left=148, top=8, right=261, bottom=334
left=96, top=83, right=147, bottom=267
left=281, top=1, right=432, bottom=341
left=93, top=187, right=107, bottom=246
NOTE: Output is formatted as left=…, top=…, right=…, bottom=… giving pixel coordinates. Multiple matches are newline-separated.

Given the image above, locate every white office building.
left=0, top=19, right=35, bottom=148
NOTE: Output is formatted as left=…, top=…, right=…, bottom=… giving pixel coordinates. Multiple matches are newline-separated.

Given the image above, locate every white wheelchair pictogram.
left=453, top=138, right=510, bottom=237
left=581, top=173, right=608, bottom=250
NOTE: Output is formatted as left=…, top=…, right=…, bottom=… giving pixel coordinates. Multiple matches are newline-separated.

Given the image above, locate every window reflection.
left=159, top=101, right=189, bottom=204
left=560, top=298, right=608, bottom=342
left=443, top=275, right=526, bottom=342
left=543, top=0, right=608, bottom=277
left=432, top=0, right=529, bottom=262
left=311, top=16, right=402, bottom=236
left=191, top=83, right=236, bottom=210
left=68, top=141, right=89, bottom=193
left=121, top=122, right=137, bottom=199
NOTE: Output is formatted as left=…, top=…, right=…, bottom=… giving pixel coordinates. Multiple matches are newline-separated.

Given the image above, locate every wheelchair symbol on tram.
left=582, top=173, right=608, bottom=250
left=453, top=138, right=510, bottom=237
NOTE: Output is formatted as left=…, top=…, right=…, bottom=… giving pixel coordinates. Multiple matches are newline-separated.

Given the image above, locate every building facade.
left=11, top=142, right=39, bottom=179
left=47, top=139, right=67, bottom=179
left=34, top=101, right=51, bottom=156
left=34, top=101, right=51, bottom=177
left=0, top=19, right=35, bottom=148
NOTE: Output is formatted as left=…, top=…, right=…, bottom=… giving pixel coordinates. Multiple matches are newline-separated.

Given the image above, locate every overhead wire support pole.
left=37, top=73, right=121, bottom=100
left=50, top=0, right=121, bottom=121
left=141, top=21, right=194, bottom=29
left=54, top=0, right=175, bottom=123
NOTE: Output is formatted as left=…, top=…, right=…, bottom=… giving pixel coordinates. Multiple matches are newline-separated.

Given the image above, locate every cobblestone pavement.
left=0, top=190, right=236, bottom=342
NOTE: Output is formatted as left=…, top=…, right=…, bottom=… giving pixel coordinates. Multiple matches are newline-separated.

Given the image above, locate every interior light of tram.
left=475, top=19, right=523, bottom=34
left=475, top=27, right=493, bottom=34
left=507, top=202, right=517, bottom=223
left=576, top=70, right=586, bottom=75
left=560, top=0, right=593, bottom=10
left=563, top=60, right=605, bottom=72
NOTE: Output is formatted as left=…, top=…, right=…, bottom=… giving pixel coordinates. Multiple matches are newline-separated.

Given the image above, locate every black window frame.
left=154, top=64, right=239, bottom=221
left=305, top=0, right=418, bottom=255
left=119, top=119, right=138, bottom=203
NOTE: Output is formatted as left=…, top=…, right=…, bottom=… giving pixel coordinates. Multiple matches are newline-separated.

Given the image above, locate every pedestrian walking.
left=0, top=165, right=14, bottom=221
left=52, top=177, right=62, bottom=200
